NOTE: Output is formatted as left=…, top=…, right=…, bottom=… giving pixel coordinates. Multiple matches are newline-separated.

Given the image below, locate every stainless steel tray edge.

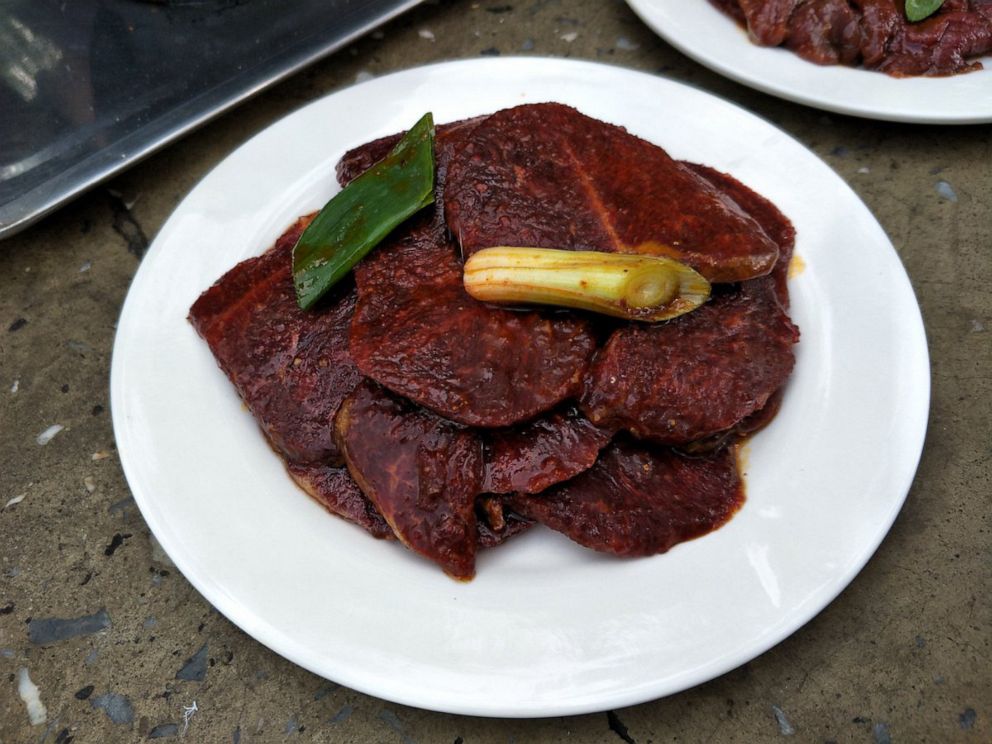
left=0, top=0, right=424, bottom=241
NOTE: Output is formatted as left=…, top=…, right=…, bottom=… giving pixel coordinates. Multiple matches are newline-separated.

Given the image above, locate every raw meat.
left=287, top=463, right=395, bottom=540
left=443, top=103, right=780, bottom=283
left=349, top=217, right=597, bottom=427
left=335, top=381, right=483, bottom=580
left=712, top=0, right=992, bottom=75
left=685, top=162, right=795, bottom=308
left=509, top=440, right=744, bottom=556
left=581, top=278, right=799, bottom=444
left=482, top=407, right=613, bottom=494
left=189, top=216, right=362, bottom=464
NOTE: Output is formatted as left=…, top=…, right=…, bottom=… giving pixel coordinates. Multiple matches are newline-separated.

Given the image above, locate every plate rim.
left=110, top=56, right=931, bottom=717
left=625, top=0, right=992, bottom=124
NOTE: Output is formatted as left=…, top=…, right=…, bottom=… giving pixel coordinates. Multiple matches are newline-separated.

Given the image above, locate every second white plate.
left=111, top=58, right=930, bottom=717
left=627, top=0, right=992, bottom=124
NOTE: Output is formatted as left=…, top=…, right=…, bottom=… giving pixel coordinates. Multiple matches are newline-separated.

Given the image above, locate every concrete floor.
left=1, top=0, right=989, bottom=741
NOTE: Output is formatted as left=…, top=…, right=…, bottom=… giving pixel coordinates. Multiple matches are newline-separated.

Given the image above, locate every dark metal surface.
left=0, top=0, right=422, bottom=239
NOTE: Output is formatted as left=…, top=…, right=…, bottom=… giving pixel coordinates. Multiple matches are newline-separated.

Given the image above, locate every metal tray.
left=0, top=0, right=422, bottom=239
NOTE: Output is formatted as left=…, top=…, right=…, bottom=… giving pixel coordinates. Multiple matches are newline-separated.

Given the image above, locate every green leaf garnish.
left=905, top=0, right=944, bottom=22
left=293, top=112, right=436, bottom=310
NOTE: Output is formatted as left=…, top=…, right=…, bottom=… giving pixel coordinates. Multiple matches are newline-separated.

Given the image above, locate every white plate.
left=626, top=0, right=992, bottom=124
left=111, top=58, right=930, bottom=717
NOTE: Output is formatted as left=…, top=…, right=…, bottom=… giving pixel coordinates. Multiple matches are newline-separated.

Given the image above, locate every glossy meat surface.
left=581, top=278, right=799, bottom=444
left=335, top=381, right=483, bottom=580
left=188, top=217, right=362, bottom=464
left=683, top=163, right=796, bottom=450
left=738, top=0, right=800, bottom=44
left=349, top=218, right=597, bottom=427
left=880, top=6, right=992, bottom=75
left=189, top=104, right=804, bottom=579
left=713, top=0, right=992, bottom=75
left=686, top=162, right=795, bottom=309
left=482, top=407, right=613, bottom=494
left=287, top=463, right=395, bottom=540
left=509, top=440, right=744, bottom=556
left=856, top=0, right=905, bottom=67
left=288, top=462, right=535, bottom=548
left=677, top=388, right=786, bottom=455
left=443, top=103, right=779, bottom=283
left=581, top=164, right=798, bottom=446
left=787, top=0, right=863, bottom=65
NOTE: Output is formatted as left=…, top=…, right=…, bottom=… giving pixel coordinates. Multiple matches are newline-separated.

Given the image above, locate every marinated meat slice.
left=684, top=162, right=795, bottom=308
left=878, top=9, right=992, bottom=75
left=677, top=388, right=786, bottom=455
left=288, top=462, right=531, bottom=548
left=444, top=103, right=779, bottom=283
left=853, top=0, right=904, bottom=68
left=476, top=495, right=533, bottom=548
left=853, top=1, right=989, bottom=74
left=349, top=217, right=597, bottom=428
left=737, top=0, right=800, bottom=45
left=508, top=440, right=744, bottom=556
left=674, top=165, right=795, bottom=453
left=335, top=381, right=483, bottom=580
left=337, top=133, right=402, bottom=187
left=189, top=216, right=362, bottom=464
left=336, top=116, right=487, bottom=187
left=581, top=278, right=799, bottom=445
left=713, top=0, right=992, bottom=75
left=585, top=164, right=798, bottom=449
left=287, top=463, right=395, bottom=540
left=787, top=0, right=863, bottom=66
left=482, top=407, right=613, bottom=494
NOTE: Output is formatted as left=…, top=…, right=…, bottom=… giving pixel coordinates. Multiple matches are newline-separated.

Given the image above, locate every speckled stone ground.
left=1, top=1, right=990, bottom=742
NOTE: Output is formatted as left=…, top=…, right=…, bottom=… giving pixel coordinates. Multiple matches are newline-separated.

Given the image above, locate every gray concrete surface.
left=1, top=0, right=989, bottom=741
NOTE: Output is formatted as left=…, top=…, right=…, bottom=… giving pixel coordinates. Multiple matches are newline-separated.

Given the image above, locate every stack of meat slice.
left=710, top=0, right=992, bottom=76
left=189, top=104, right=800, bottom=580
